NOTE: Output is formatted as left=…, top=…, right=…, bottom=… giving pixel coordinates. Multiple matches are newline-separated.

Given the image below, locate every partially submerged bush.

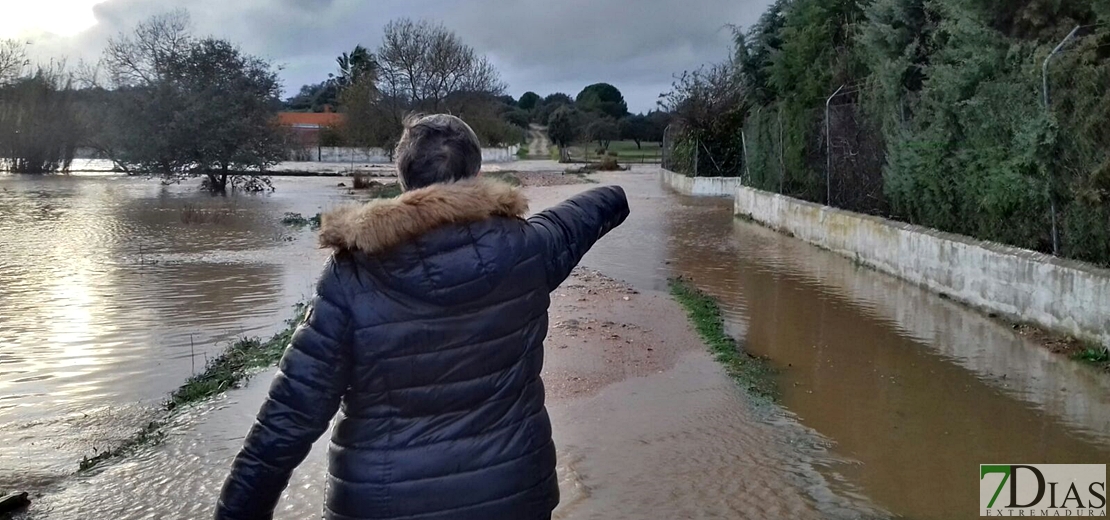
left=350, top=175, right=402, bottom=198
left=281, top=212, right=321, bottom=229
left=597, top=155, right=621, bottom=171
left=352, top=174, right=371, bottom=189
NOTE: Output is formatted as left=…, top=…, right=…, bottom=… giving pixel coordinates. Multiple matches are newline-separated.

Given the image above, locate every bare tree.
left=378, top=19, right=505, bottom=113
left=103, top=9, right=192, bottom=87
left=0, top=40, right=29, bottom=86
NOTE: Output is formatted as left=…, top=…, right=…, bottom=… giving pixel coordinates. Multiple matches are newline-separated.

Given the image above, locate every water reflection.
left=0, top=175, right=342, bottom=487
left=4, top=171, right=1108, bottom=520
left=653, top=190, right=1110, bottom=520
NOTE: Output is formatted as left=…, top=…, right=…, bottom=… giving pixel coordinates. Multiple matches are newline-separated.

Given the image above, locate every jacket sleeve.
left=528, top=185, right=629, bottom=291
left=215, top=259, right=352, bottom=520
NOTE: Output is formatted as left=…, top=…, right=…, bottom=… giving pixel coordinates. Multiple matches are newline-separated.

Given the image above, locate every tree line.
left=285, top=44, right=671, bottom=162
left=663, top=0, right=1110, bottom=265
left=0, top=11, right=285, bottom=190
left=1, top=11, right=674, bottom=189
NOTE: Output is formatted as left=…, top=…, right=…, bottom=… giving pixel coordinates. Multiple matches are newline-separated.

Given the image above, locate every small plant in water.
left=181, top=203, right=233, bottom=225
left=281, top=212, right=322, bottom=230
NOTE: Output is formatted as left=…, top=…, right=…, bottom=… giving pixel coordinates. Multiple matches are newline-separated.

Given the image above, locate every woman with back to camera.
left=216, top=114, right=629, bottom=520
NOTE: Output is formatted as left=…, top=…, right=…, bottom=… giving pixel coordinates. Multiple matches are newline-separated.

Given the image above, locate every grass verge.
left=78, top=302, right=308, bottom=472
left=669, top=277, right=777, bottom=401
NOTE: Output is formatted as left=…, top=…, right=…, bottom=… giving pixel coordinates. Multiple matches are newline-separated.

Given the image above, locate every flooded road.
left=529, top=175, right=1110, bottom=519
left=2, top=168, right=1108, bottom=519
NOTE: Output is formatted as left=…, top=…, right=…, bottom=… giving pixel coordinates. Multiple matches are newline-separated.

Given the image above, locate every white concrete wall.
left=317, top=147, right=391, bottom=163
left=312, top=146, right=520, bottom=164
left=662, top=169, right=743, bottom=197
left=734, top=220, right=1110, bottom=436
left=732, top=185, right=1110, bottom=348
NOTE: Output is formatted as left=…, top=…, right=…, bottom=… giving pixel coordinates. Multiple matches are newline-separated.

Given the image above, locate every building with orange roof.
left=277, top=106, right=346, bottom=158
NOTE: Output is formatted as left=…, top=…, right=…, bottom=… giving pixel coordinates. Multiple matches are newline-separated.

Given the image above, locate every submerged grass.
left=669, top=277, right=777, bottom=401
left=78, top=302, right=308, bottom=472
left=78, top=421, right=165, bottom=472
left=166, top=302, right=307, bottom=411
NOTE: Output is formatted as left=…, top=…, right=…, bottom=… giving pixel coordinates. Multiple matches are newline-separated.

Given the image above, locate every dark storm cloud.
left=24, top=0, right=772, bottom=112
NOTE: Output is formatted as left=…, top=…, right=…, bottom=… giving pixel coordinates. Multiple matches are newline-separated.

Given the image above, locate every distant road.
left=527, top=124, right=551, bottom=158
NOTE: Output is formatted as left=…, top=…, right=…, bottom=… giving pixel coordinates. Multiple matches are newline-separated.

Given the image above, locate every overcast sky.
left=3, top=0, right=773, bottom=113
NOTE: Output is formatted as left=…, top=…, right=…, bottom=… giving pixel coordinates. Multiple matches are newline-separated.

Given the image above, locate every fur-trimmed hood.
left=318, top=177, right=529, bottom=253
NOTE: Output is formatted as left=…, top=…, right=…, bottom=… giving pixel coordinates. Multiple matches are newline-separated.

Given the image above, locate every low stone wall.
left=661, top=169, right=743, bottom=196
left=732, top=185, right=1110, bottom=348
left=304, top=146, right=520, bottom=164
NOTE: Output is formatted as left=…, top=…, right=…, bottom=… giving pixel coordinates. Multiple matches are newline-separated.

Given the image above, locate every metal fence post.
left=777, top=107, right=784, bottom=194
left=1041, top=25, right=1081, bottom=257
left=694, top=138, right=699, bottom=177
left=826, top=85, right=846, bottom=206
left=741, top=128, right=749, bottom=186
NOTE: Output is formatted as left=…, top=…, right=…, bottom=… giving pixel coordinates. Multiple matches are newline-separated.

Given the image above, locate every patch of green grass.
left=79, top=420, right=165, bottom=472
left=669, top=278, right=777, bottom=401
left=1074, top=347, right=1110, bottom=365
left=486, top=171, right=522, bottom=187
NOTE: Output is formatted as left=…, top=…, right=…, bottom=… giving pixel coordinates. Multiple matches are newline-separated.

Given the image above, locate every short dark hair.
left=394, top=114, right=482, bottom=190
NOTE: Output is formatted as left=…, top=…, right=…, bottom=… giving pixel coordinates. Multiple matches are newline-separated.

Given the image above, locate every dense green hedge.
left=666, top=0, right=1110, bottom=265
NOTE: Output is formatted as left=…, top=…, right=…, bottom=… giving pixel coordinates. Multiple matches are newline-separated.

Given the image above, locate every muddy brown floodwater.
left=2, top=167, right=1108, bottom=520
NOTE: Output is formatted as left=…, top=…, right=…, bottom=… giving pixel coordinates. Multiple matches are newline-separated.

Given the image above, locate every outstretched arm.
left=215, top=259, right=352, bottom=520
left=528, top=185, right=629, bottom=291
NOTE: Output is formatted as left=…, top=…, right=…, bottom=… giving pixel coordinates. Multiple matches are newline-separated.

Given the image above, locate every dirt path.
left=528, top=124, right=551, bottom=158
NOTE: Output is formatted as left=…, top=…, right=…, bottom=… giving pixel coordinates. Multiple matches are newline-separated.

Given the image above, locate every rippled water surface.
left=3, top=170, right=1108, bottom=520
left=0, top=174, right=359, bottom=489
left=534, top=178, right=1110, bottom=519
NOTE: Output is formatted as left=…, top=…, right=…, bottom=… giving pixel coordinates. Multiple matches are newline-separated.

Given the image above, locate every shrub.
left=597, top=155, right=621, bottom=171
left=352, top=174, right=370, bottom=189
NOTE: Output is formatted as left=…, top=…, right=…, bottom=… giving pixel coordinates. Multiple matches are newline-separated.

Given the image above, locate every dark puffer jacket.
left=216, top=178, right=629, bottom=520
